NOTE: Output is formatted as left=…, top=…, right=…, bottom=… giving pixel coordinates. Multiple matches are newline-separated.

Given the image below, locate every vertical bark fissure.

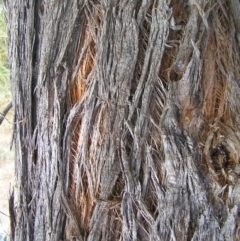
left=5, top=0, right=88, bottom=240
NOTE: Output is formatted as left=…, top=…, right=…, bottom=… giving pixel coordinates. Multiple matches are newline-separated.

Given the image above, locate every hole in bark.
left=210, top=145, right=230, bottom=171
left=112, top=173, right=124, bottom=198
left=209, top=144, right=233, bottom=186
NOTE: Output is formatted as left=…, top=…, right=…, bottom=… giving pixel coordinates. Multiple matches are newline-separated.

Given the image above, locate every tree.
left=4, top=0, right=240, bottom=240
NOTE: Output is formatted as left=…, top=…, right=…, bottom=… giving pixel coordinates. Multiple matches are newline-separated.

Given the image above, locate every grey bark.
left=4, top=0, right=240, bottom=240
left=0, top=101, right=12, bottom=125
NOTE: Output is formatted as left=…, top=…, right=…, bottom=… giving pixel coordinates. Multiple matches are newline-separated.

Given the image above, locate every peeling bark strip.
left=4, top=0, right=240, bottom=240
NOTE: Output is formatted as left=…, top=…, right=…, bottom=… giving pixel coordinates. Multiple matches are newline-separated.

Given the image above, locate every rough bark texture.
left=4, top=0, right=240, bottom=240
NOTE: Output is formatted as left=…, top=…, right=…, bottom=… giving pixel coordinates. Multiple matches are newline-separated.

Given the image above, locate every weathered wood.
left=4, top=0, right=240, bottom=240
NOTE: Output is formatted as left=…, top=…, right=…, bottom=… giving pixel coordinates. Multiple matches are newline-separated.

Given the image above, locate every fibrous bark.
left=4, top=0, right=240, bottom=240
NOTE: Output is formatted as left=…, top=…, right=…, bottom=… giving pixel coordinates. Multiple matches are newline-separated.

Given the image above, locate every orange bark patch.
left=70, top=28, right=96, bottom=105
left=202, top=30, right=228, bottom=121
left=68, top=15, right=99, bottom=232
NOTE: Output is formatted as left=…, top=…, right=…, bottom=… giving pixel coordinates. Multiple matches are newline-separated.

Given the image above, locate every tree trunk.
left=4, top=0, right=240, bottom=240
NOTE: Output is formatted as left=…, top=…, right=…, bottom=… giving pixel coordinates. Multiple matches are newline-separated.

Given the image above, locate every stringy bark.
left=4, top=0, right=240, bottom=240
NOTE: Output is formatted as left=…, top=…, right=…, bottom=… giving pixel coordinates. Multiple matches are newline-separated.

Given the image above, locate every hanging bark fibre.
left=4, top=0, right=240, bottom=240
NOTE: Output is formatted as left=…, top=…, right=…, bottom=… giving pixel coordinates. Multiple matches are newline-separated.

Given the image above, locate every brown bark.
left=4, top=0, right=240, bottom=240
